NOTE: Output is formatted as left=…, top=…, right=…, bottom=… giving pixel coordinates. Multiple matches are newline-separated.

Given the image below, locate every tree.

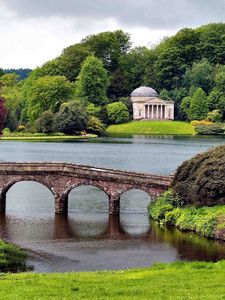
left=0, top=74, right=20, bottom=86
left=35, top=111, right=55, bottom=134
left=76, top=56, right=109, bottom=106
left=189, top=88, right=209, bottom=120
left=181, top=96, right=192, bottom=120
left=183, top=59, right=213, bottom=93
left=215, top=71, right=225, bottom=93
left=106, top=102, right=129, bottom=124
left=82, top=30, right=131, bottom=71
left=207, top=89, right=225, bottom=115
left=87, top=116, right=106, bottom=136
left=59, top=44, right=91, bottom=81
left=0, top=97, right=7, bottom=134
left=0, top=69, right=5, bottom=78
left=54, top=101, right=88, bottom=134
left=154, top=47, right=186, bottom=90
left=24, top=76, right=73, bottom=122
left=207, top=110, right=222, bottom=122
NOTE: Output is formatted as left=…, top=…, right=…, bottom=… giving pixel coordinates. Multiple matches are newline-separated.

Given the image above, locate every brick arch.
left=118, top=187, right=154, bottom=200
left=2, top=178, right=54, bottom=196
left=64, top=181, right=111, bottom=200
left=0, top=177, right=55, bottom=213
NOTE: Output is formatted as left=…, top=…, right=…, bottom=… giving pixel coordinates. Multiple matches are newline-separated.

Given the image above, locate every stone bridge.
left=0, top=162, right=173, bottom=215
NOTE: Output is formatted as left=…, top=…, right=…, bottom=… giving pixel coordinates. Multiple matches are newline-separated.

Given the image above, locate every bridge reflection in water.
left=0, top=212, right=225, bottom=265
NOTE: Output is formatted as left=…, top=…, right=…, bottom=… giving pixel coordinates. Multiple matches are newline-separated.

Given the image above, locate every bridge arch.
left=66, top=183, right=109, bottom=214
left=0, top=178, right=55, bottom=213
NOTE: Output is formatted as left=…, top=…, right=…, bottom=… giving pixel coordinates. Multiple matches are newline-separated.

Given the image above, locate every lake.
left=0, top=135, right=225, bottom=272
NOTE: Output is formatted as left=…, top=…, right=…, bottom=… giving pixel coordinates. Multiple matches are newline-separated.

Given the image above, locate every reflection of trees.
left=150, top=221, right=225, bottom=261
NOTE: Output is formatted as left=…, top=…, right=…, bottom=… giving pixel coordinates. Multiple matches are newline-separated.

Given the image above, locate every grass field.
left=1, top=261, right=225, bottom=299
left=107, top=120, right=196, bottom=135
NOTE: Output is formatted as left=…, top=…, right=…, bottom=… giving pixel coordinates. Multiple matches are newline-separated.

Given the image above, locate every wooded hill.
left=0, top=23, right=224, bottom=135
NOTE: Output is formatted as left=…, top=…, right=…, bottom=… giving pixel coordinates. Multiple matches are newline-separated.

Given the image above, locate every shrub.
left=87, top=116, right=106, bottom=136
left=195, top=124, right=224, bottom=135
left=106, top=102, right=129, bottom=124
left=2, top=127, right=11, bottom=136
left=35, top=111, right=55, bottom=134
left=54, top=101, right=88, bottom=135
left=207, top=110, right=223, bottom=122
left=172, top=145, right=225, bottom=206
left=0, top=240, right=26, bottom=272
left=191, top=119, right=213, bottom=126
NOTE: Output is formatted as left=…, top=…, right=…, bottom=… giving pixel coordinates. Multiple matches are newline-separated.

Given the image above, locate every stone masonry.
left=0, top=162, right=173, bottom=215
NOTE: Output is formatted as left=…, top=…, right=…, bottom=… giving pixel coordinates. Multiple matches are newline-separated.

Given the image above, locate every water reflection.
left=0, top=136, right=225, bottom=271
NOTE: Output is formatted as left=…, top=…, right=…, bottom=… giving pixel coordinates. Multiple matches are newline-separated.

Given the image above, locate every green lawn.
left=1, top=134, right=97, bottom=141
left=1, top=261, right=225, bottom=299
left=107, top=120, right=196, bottom=135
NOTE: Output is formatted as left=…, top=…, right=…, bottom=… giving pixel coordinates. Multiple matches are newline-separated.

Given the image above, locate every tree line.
left=0, top=23, right=225, bottom=135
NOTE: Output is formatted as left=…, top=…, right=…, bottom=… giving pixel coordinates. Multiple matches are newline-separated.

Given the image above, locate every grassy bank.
left=149, top=191, right=225, bottom=240
left=0, top=240, right=26, bottom=272
left=107, top=120, right=196, bottom=135
left=1, top=133, right=97, bottom=141
left=0, top=261, right=225, bottom=299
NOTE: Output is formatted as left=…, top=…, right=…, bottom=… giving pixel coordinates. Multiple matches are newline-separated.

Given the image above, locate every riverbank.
left=0, top=240, right=26, bottom=272
left=1, top=133, right=97, bottom=141
left=107, top=120, right=196, bottom=135
left=149, top=191, right=225, bottom=241
left=0, top=261, right=225, bottom=299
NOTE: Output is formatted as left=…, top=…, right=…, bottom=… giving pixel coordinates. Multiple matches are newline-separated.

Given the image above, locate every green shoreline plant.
left=0, top=240, right=27, bottom=272
left=149, top=190, right=225, bottom=240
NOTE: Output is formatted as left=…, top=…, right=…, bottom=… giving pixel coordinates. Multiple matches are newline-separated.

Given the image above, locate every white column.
left=156, top=105, right=158, bottom=119
left=151, top=105, right=154, bottom=119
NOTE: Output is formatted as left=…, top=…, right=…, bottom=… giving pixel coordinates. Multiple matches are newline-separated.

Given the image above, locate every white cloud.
left=0, top=0, right=224, bottom=69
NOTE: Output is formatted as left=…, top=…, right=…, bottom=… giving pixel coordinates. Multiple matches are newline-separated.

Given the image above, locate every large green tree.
left=189, top=88, right=209, bottom=120
left=82, top=30, right=131, bottom=71
left=75, top=56, right=109, bottom=106
left=183, top=59, right=213, bottom=93
left=54, top=101, right=88, bottom=134
left=24, top=75, right=73, bottom=122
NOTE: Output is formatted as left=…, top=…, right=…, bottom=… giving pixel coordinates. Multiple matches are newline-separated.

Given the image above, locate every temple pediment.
left=145, top=97, right=167, bottom=104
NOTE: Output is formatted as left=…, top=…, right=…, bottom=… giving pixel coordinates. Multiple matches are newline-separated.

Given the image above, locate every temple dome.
left=130, top=86, right=158, bottom=97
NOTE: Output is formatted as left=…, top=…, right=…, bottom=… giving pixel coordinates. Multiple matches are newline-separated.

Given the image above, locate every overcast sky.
left=0, top=0, right=225, bottom=69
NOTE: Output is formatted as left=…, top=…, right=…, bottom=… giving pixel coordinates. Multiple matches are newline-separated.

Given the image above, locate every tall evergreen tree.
left=189, top=88, right=209, bottom=120
left=76, top=56, right=109, bottom=106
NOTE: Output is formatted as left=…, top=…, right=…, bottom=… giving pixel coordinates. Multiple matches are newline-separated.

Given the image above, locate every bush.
left=35, top=111, right=55, bottom=134
left=0, top=240, right=26, bottom=272
left=207, top=110, right=223, bottom=122
left=54, top=101, right=88, bottom=135
left=195, top=124, right=224, bottom=135
left=106, top=102, right=129, bottom=124
left=172, top=145, right=225, bottom=206
left=2, top=127, right=11, bottom=136
left=191, top=119, right=213, bottom=126
left=87, top=116, right=106, bottom=136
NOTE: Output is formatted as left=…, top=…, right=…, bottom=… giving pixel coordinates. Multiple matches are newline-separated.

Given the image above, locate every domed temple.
left=130, top=86, right=174, bottom=120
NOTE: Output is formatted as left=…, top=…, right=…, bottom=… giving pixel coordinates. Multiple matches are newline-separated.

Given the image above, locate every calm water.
left=0, top=135, right=225, bottom=272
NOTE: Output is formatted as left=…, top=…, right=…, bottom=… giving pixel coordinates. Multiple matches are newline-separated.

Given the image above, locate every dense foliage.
left=172, top=145, right=225, bottom=206
left=0, top=97, right=7, bottom=134
left=0, top=240, right=26, bottom=272
left=4, top=69, right=32, bottom=80
left=1, top=23, right=225, bottom=135
left=149, top=190, right=225, bottom=240
left=106, top=102, right=129, bottom=124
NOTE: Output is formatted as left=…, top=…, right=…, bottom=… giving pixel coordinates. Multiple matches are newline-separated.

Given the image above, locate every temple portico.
left=130, top=86, right=174, bottom=120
